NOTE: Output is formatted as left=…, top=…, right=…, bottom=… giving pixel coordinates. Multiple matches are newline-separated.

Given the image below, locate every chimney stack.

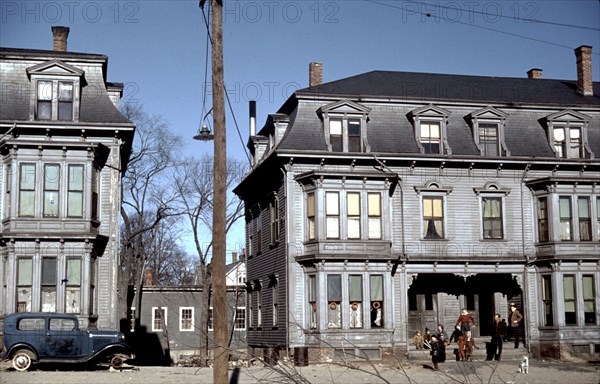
left=145, top=269, right=154, bottom=286
left=527, top=68, right=542, bottom=79
left=575, top=45, right=593, bottom=96
left=232, top=252, right=238, bottom=263
left=249, top=100, right=256, bottom=136
left=51, top=26, right=70, bottom=52
left=309, top=62, right=322, bottom=87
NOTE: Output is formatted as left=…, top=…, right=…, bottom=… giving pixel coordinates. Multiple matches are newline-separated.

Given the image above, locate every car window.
left=49, top=318, right=77, bottom=331
left=17, top=318, right=45, bottom=331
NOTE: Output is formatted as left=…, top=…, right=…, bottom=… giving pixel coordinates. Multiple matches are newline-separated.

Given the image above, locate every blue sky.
left=2, top=0, right=599, bottom=257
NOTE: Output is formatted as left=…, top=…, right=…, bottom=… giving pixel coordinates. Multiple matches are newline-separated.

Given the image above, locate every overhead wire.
left=366, top=0, right=600, bottom=55
left=200, top=2, right=251, bottom=163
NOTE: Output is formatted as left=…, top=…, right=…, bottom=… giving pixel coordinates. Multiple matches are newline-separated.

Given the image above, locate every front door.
left=408, top=292, right=437, bottom=336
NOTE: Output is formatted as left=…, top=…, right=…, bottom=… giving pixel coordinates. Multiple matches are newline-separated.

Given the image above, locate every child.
left=457, top=335, right=467, bottom=361
left=413, top=330, right=424, bottom=349
left=465, top=330, right=477, bottom=361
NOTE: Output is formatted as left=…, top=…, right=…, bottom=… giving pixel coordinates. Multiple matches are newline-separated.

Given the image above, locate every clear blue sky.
left=2, top=0, right=599, bottom=257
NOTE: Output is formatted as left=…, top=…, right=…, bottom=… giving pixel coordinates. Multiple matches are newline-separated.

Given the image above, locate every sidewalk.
left=2, top=357, right=599, bottom=384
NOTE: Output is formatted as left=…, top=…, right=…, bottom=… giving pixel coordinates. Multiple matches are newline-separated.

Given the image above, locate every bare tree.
left=172, top=154, right=246, bottom=366
left=118, top=104, right=183, bottom=325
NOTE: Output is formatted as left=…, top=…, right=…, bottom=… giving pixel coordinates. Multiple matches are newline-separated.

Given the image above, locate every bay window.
left=583, top=275, right=596, bottom=325
left=326, top=192, right=340, bottom=239
left=348, top=275, right=363, bottom=328
left=578, top=197, right=591, bottom=241
left=65, top=257, right=81, bottom=313
left=559, top=196, right=572, bottom=241
left=563, top=275, right=576, bottom=325
left=537, top=197, right=549, bottom=242
left=41, top=257, right=57, bottom=312
left=347, top=192, right=360, bottom=239
left=327, top=274, right=342, bottom=328
left=370, top=275, right=384, bottom=328
left=541, top=275, right=553, bottom=326
left=368, top=193, right=382, bottom=239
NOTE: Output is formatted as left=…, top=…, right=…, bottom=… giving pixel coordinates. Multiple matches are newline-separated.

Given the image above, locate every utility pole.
left=200, top=0, right=228, bottom=382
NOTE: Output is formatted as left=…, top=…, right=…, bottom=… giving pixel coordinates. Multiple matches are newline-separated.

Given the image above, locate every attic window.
left=466, top=107, right=510, bottom=157
left=543, top=110, right=593, bottom=159
left=27, top=59, right=84, bottom=122
left=408, top=104, right=452, bottom=155
left=317, top=100, right=371, bottom=153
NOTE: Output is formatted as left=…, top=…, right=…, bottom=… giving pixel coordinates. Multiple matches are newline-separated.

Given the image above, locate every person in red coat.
left=455, top=308, right=476, bottom=335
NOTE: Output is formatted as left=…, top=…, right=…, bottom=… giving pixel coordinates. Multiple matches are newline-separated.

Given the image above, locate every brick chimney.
left=575, top=45, right=593, bottom=96
left=145, top=269, right=154, bottom=286
left=527, top=68, right=542, bottom=79
left=52, top=26, right=70, bottom=52
left=232, top=252, right=238, bottom=263
left=309, top=62, right=322, bottom=87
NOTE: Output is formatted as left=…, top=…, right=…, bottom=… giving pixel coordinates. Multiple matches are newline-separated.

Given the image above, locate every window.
left=482, top=197, right=503, bottom=239
left=578, top=197, right=591, bottom=241
left=423, top=196, right=444, bottom=239
left=370, top=275, right=384, bottom=328
left=270, top=276, right=279, bottom=326
left=347, top=192, right=361, bottom=239
left=248, top=290, right=254, bottom=328
left=58, top=82, right=74, bottom=121
left=256, top=212, right=262, bottom=254
left=553, top=126, right=582, bottom=158
left=582, top=275, right=596, bottom=325
left=257, top=285, right=262, bottom=328
left=368, top=193, right=382, bottom=239
left=16, top=258, right=32, bottom=312
left=349, top=275, right=363, bottom=328
left=597, top=197, right=600, bottom=240
left=67, top=165, right=84, bottom=217
left=308, top=275, right=317, bottom=329
left=234, top=308, right=246, bottom=330
left=559, top=196, right=572, bottom=241
left=326, top=192, right=340, bottom=239
left=420, top=122, right=441, bottom=154
left=478, top=123, right=499, bottom=156
left=564, top=275, right=576, bottom=325
left=327, top=274, right=342, bottom=328
left=307, top=193, right=315, bottom=240
left=329, top=119, right=342, bottom=151
left=318, top=100, right=371, bottom=153
left=537, top=197, right=549, bottom=242
left=43, top=164, right=60, bottom=217
left=41, top=257, right=56, bottom=312
left=270, top=196, right=280, bottom=245
left=152, top=307, right=167, bottom=332
left=36, top=81, right=52, bottom=120
left=180, top=307, right=194, bottom=331
left=65, top=258, right=81, bottom=313
left=35, top=80, right=75, bottom=121
left=19, top=163, right=36, bottom=217
left=208, top=308, right=214, bottom=331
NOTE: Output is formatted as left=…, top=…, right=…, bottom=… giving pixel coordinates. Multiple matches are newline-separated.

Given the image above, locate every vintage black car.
left=0, top=312, right=133, bottom=371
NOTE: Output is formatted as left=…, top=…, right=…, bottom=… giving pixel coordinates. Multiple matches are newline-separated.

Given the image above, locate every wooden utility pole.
left=208, top=0, right=228, bottom=382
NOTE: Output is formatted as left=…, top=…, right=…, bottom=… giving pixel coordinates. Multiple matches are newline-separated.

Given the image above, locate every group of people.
left=413, top=304, right=523, bottom=370
left=487, top=303, right=524, bottom=361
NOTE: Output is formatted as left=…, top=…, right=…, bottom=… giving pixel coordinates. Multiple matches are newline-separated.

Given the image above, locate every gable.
left=26, top=59, right=85, bottom=78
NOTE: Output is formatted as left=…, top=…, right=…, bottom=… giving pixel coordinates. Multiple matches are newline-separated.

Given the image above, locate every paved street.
left=1, top=356, right=599, bottom=384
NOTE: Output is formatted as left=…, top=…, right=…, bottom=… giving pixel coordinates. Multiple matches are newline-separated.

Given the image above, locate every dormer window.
left=317, top=100, right=371, bottom=153
left=27, top=60, right=84, bottom=122
left=407, top=104, right=451, bottom=155
left=542, top=110, right=593, bottom=159
left=466, top=107, right=510, bottom=157
left=36, top=80, right=74, bottom=121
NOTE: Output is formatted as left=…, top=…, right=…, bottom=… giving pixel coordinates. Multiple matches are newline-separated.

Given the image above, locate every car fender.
left=2, top=343, right=38, bottom=361
left=84, top=342, right=133, bottom=363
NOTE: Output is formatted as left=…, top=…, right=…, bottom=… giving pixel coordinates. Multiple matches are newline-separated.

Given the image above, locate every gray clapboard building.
left=234, top=47, right=600, bottom=363
left=0, top=27, right=134, bottom=331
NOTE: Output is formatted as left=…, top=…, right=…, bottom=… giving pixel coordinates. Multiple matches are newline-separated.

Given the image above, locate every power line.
left=367, top=0, right=600, bottom=55
left=408, top=0, right=600, bottom=31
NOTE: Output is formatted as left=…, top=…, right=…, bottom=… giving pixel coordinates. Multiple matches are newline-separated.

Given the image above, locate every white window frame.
left=234, top=307, right=247, bottom=330
left=466, top=107, right=510, bottom=157
left=408, top=104, right=452, bottom=155
left=317, top=100, right=371, bottom=153
left=543, top=110, right=593, bottom=159
left=179, top=307, right=194, bottom=332
left=415, top=182, right=453, bottom=240
left=473, top=183, right=511, bottom=241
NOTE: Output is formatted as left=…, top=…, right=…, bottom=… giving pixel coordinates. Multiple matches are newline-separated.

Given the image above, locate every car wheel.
left=12, top=349, right=34, bottom=371
left=110, top=355, right=124, bottom=369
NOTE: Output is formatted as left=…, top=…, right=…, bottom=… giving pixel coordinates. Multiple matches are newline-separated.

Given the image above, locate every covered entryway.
left=407, top=273, right=522, bottom=337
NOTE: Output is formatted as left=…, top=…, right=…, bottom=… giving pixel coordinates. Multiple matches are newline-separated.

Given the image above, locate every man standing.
left=487, top=313, right=507, bottom=360
left=508, top=303, right=523, bottom=348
